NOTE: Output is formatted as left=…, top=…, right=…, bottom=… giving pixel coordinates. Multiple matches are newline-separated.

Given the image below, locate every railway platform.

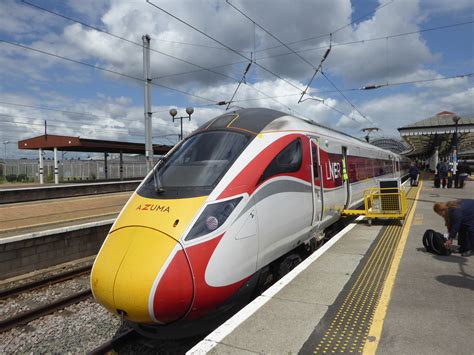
left=189, top=180, right=474, bottom=354
left=0, top=192, right=130, bottom=279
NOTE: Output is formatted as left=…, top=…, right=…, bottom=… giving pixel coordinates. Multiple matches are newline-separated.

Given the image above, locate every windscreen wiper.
left=153, top=158, right=166, bottom=193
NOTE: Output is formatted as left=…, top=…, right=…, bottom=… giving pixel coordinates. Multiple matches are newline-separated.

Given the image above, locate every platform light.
left=169, top=107, right=193, bottom=141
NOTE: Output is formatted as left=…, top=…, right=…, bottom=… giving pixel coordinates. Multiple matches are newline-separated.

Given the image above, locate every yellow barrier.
left=343, top=187, right=408, bottom=222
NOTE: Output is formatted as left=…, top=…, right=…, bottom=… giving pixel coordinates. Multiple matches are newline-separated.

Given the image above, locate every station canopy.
left=18, top=134, right=172, bottom=155
left=398, top=111, right=474, bottom=158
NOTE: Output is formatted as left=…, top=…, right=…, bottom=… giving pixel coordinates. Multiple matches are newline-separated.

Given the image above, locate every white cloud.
left=0, top=0, right=472, bottom=155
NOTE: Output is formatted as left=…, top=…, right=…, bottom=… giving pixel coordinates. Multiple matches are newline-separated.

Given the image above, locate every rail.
left=0, top=289, right=92, bottom=333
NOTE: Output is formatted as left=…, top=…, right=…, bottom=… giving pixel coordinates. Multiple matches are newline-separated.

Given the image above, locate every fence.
left=2, top=159, right=149, bottom=182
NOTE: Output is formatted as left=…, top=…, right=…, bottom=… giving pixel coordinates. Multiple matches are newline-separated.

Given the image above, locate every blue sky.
left=0, top=0, right=473, bottom=158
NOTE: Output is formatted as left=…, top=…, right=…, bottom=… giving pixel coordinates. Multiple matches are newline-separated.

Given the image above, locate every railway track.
left=87, top=214, right=362, bottom=353
left=0, top=289, right=92, bottom=333
left=88, top=329, right=139, bottom=355
left=0, top=264, right=92, bottom=299
left=0, top=265, right=94, bottom=333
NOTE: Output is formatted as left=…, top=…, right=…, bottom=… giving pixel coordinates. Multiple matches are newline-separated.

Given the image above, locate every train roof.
left=196, top=108, right=399, bottom=157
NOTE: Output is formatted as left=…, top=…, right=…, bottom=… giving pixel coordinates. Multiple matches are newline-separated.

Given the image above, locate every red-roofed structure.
left=18, top=134, right=172, bottom=184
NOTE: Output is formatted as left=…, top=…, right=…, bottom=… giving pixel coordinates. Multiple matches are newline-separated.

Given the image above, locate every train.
left=91, top=108, right=410, bottom=338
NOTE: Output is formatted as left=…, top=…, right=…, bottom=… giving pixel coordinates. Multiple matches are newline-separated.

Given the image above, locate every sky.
left=0, top=0, right=473, bottom=159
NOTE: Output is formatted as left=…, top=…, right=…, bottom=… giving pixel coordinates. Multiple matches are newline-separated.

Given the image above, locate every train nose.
left=91, top=226, right=193, bottom=323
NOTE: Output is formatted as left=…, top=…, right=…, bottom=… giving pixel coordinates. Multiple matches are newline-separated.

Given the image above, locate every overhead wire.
left=145, top=0, right=320, bottom=117
left=0, top=119, right=176, bottom=139
left=155, top=19, right=474, bottom=82
left=256, top=0, right=395, bottom=52
left=224, top=60, right=253, bottom=110
left=21, top=0, right=298, bottom=114
left=320, top=71, right=375, bottom=126
left=0, top=39, right=217, bottom=104
left=224, top=0, right=370, bottom=124
left=145, top=1, right=306, bottom=94
left=226, top=0, right=315, bottom=69
left=0, top=100, right=224, bottom=119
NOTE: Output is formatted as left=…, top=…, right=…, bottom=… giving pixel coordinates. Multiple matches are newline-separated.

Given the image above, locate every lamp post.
left=452, top=115, right=461, bottom=186
left=169, top=107, right=194, bottom=140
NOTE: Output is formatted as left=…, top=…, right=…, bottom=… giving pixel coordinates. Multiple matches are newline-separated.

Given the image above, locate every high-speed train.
left=91, top=108, right=409, bottom=338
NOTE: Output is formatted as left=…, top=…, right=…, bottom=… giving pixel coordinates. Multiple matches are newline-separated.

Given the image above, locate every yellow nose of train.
left=91, top=193, right=207, bottom=323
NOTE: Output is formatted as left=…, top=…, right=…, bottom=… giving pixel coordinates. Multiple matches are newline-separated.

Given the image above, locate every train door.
left=341, top=147, right=350, bottom=208
left=310, top=137, right=323, bottom=225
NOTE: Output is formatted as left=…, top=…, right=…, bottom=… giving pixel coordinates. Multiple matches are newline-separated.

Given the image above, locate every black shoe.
left=461, top=250, right=472, bottom=257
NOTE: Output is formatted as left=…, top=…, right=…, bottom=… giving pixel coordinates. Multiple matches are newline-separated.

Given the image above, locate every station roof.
left=370, top=138, right=410, bottom=154
left=398, top=112, right=474, bottom=158
left=18, top=134, right=172, bottom=155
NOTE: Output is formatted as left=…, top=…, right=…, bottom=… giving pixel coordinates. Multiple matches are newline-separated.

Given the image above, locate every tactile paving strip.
left=300, top=185, right=418, bottom=354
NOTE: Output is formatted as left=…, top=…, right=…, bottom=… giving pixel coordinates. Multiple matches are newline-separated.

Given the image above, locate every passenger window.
left=259, top=138, right=302, bottom=184
left=312, top=144, right=319, bottom=179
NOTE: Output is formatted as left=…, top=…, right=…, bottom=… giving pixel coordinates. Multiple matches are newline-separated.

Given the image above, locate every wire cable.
left=0, top=39, right=217, bottom=103
left=21, top=0, right=299, bottom=114
left=223, top=1, right=371, bottom=124
left=257, top=0, right=395, bottom=52
left=145, top=0, right=307, bottom=96
left=320, top=71, right=375, bottom=126
left=157, top=19, right=474, bottom=82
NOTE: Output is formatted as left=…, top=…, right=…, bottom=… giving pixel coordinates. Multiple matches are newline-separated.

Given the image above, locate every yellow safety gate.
left=342, top=186, right=408, bottom=222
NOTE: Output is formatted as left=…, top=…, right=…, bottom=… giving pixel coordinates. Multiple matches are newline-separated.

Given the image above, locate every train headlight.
left=205, top=216, right=219, bottom=231
left=186, top=197, right=243, bottom=241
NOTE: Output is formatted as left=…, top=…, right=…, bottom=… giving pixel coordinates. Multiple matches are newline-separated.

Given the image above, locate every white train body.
left=91, top=108, right=408, bottom=337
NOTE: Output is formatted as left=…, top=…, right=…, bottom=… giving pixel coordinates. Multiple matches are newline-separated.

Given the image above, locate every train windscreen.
left=138, top=130, right=250, bottom=199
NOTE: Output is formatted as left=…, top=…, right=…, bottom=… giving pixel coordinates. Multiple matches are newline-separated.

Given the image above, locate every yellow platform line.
left=314, top=222, right=399, bottom=353
left=363, top=182, right=423, bottom=354
left=314, top=185, right=419, bottom=354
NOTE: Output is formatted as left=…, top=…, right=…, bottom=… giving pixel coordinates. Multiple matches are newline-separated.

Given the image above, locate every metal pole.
left=54, top=147, right=59, bottom=184
left=104, top=153, right=108, bottom=180
left=120, top=151, right=123, bottom=181
left=38, top=148, right=44, bottom=184
left=143, top=34, right=153, bottom=171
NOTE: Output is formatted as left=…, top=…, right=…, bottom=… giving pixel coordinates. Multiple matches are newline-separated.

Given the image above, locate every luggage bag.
left=422, top=229, right=451, bottom=256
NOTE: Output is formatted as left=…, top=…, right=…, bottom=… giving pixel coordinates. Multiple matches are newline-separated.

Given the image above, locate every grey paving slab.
left=377, top=183, right=474, bottom=355
left=210, top=218, right=382, bottom=354
left=314, top=251, right=366, bottom=275
left=275, top=271, right=351, bottom=306
left=213, top=298, right=329, bottom=354
left=327, top=224, right=382, bottom=255
left=204, top=183, right=474, bottom=355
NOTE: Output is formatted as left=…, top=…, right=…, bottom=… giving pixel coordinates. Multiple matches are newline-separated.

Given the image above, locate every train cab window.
left=311, top=144, right=319, bottom=179
left=137, top=130, right=250, bottom=199
left=258, top=138, right=302, bottom=184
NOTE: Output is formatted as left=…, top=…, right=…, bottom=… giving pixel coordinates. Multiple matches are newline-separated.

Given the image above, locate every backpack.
left=422, top=229, right=451, bottom=256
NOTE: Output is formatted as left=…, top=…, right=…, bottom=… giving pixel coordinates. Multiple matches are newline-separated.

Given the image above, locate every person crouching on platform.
left=409, top=162, right=419, bottom=186
left=433, top=199, right=474, bottom=257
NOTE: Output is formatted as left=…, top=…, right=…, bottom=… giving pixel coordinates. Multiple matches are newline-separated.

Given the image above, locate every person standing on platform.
left=457, top=160, right=471, bottom=189
left=433, top=199, right=474, bottom=257
left=409, top=162, right=419, bottom=186
left=436, top=160, right=449, bottom=188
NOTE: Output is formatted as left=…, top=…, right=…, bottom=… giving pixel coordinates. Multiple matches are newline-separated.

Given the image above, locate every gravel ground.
left=0, top=256, right=94, bottom=291
left=0, top=298, right=121, bottom=353
left=0, top=274, right=91, bottom=319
